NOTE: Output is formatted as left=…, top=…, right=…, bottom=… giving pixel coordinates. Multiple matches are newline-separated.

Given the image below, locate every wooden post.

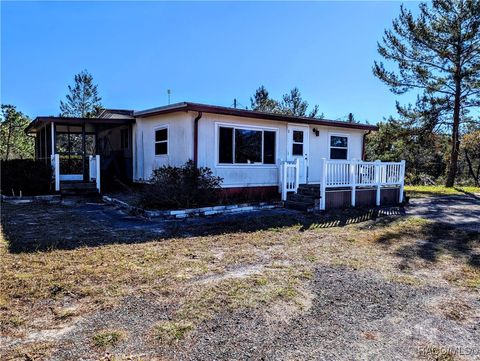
left=320, top=158, right=327, bottom=210
left=350, top=160, right=356, bottom=207
left=281, top=162, right=287, bottom=201
left=375, top=160, right=381, bottom=206
left=399, top=160, right=405, bottom=203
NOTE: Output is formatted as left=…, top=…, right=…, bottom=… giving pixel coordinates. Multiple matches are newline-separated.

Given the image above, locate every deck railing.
left=319, top=159, right=405, bottom=210
left=279, top=159, right=300, bottom=201
left=279, top=158, right=406, bottom=209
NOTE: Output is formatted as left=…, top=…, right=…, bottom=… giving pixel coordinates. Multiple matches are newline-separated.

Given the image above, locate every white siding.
left=133, top=111, right=367, bottom=187
left=307, top=126, right=365, bottom=183
left=134, top=112, right=193, bottom=180
left=197, top=113, right=287, bottom=188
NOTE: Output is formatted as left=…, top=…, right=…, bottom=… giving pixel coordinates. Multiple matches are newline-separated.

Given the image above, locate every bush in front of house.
left=1, top=159, right=53, bottom=196
left=138, top=160, right=223, bottom=209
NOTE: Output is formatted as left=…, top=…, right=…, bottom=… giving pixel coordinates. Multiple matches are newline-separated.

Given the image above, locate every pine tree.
left=250, top=86, right=323, bottom=118
left=373, top=0, right=480, bottom=187
left=250, top=86, right=280, bottom=113
left=0, top=105, right=33, bottom=160
left=59, top=70, right=103, bottom=118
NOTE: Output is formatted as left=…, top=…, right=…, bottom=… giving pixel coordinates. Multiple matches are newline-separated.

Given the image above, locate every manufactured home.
left=25, top=102, right=405, bottom=210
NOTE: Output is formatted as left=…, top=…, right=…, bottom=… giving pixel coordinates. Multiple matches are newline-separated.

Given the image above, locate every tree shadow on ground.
left=1, top=201, right=404, bottom=254
left=375, top=220, right=480, bottom=269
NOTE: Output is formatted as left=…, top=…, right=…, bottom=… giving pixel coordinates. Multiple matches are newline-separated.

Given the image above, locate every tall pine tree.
left=60, top=70, right=103, bottom=118
left=373, top=0, right=480, bottom=187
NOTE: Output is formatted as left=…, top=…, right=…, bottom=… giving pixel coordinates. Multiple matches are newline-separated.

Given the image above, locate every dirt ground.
left=1, top=197, right=479, bottom=361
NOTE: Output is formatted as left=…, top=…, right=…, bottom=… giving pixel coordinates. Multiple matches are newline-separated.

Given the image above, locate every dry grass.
left=1, top=202, right=479, bottom=358
left=405, top=185, right=480, bottom=198
left=93, top=330, right=124, bottom=348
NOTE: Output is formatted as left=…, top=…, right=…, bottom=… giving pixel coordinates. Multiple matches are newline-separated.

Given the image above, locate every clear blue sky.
left=1, top=1, right=419, bottom=123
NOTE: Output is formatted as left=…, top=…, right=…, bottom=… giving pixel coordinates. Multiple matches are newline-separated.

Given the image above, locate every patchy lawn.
left=405, top=185, right=480, bottom=198
left=1, top=201, right=479, bottom=360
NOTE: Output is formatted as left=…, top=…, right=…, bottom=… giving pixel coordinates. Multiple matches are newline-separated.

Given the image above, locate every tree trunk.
left=464, top=150, right=479, bottom=187
left=445, top=65, right=462, bottom=188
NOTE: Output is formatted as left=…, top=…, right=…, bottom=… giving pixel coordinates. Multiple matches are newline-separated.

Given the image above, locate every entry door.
left=287, top=124, right=309, bottom=184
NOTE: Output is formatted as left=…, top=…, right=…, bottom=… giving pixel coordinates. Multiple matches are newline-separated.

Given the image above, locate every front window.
left=218, top=126, right=276, bottom=165
left=155, top=127, right=168, bottom=155
left=330, top=135, right=348, bottom=160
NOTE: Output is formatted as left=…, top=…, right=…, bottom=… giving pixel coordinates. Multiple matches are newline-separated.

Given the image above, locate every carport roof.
left=25, top=116, right=134, bottom=133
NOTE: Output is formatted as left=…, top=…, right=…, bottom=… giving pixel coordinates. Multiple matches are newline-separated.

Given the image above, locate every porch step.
left=297, top=184, right=321, bottom=197
left=287, top=193, right=316, bottom=204
left=60, top=182, right=99, bottom=196
left=284, top=200, right=314, bottom=212
left=61, top=182, right=97, bottom=190
left=285, top=184, right=318, bottom=212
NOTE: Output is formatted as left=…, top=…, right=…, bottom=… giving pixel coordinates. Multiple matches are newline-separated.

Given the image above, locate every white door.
left=287, top=124, right=309, bottom=184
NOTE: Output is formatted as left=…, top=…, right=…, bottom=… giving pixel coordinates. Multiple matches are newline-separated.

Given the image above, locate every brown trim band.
left=134, top=102, right=378, bottom=131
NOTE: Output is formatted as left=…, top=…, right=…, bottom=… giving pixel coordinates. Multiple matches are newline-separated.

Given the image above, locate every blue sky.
left=1, top=1, right=419, bottom=123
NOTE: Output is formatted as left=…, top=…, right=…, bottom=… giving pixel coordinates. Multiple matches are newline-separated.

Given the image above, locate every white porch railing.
left=279, top=159, right=300, bottom=201
left=50, top=154, right=101, bottom=192
left=319, top=159, right=405, bottom=210
left=89, top=155, right=101, bottom=193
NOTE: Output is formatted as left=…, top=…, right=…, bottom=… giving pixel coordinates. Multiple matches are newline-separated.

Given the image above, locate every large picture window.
left=155, top=127, right=168, bottom=156
left=330, top=135, right=348, bottom=160
left=218, top=126, right=276, bottom=165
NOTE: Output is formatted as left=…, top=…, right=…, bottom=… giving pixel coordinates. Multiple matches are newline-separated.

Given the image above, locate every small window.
left=292, top=130, right=304, bottom=156
left=155, top=127, right=168, bottom=155
left=120, top=129, right=129, bottom=149
left=330, top=135, right=348, bottom=160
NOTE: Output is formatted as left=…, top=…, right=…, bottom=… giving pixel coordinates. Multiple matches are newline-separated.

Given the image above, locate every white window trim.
left=215, top=122, right=279, bottom=168
left=328, top=132, right=350, bottom=160
left=154, top=124, right=169, bottom=157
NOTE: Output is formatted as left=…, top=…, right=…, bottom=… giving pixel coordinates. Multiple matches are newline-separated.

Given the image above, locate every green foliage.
left=365, top=118, right=449, bottom=184
left=373, top=0, right=480, bottom=187
left=138, top=160, right=223, bottom=209
left=59, top=70, right=103, bottom=118
left=250, top=86, right=323, bottom=118
left=0, top=105, right=33, bottom=161
left=1, top=159, right=53, bottom=195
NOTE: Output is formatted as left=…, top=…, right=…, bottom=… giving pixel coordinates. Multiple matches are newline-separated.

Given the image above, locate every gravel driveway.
left=407, top=194, right=480, bottom=231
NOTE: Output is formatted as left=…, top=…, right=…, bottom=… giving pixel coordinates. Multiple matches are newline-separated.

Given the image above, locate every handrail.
left=279, top=159, right=300, bottom=201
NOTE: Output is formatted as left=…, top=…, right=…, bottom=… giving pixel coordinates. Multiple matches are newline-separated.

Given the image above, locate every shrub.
left=1, top=159, right=53, bottom=196
left=138, top=160, right=223, bottom=209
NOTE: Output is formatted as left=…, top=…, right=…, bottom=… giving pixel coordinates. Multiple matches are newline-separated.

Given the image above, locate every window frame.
left=328, top=133, right=350, bottom=160
left=215, top=122, right=279, bottom=167
left=154, top=125, right=169, bottom=157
